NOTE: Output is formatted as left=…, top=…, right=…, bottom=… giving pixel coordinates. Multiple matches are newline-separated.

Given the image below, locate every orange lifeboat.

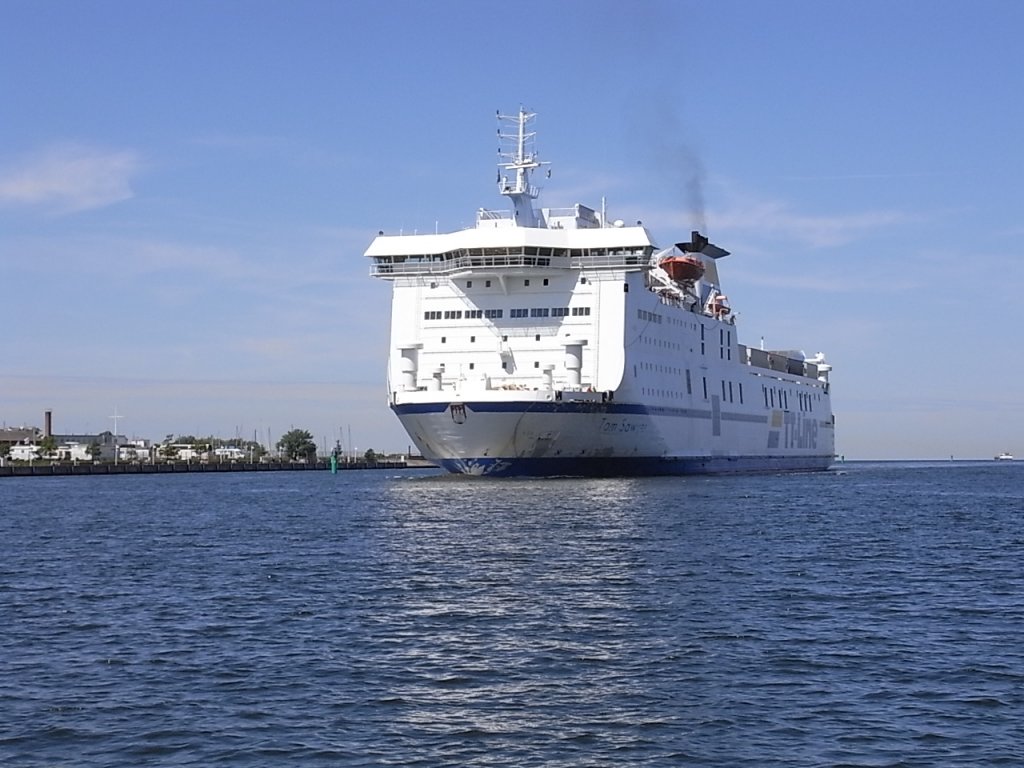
left=660, top=255, right=705, bottom=282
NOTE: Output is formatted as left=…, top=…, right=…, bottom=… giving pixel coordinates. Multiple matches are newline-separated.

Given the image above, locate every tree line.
left=2, top=428, right=385, bottom=464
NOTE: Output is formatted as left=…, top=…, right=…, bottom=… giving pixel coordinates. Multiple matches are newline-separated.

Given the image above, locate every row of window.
left=637, top=308, right=704, bottom=333
left=638, top=309, right=664, bottom=324
left=639, top=375, right=745, bottom=404
left=438, top=332, right=569, bottom=344
left=634, top=364, right=822, bottom=412
left=637, top=320, right=732, bottom=360
left=391, top=246, right=649, bottom=263
left=425, top=307, right=591, bottom=321
left=635, top=322, right=730, bottom=359
left=467, top=278, right=552, bottom=288
left=762, top=385, right=820, bottom=412
left=765, top=385, right=788, bottom=411
left=431, top=276, right=593, bottom=290
left=642, top=336, right=683, bottom=352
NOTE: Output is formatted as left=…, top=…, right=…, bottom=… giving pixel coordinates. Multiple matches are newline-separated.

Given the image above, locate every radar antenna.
left=496, top=107, right=549, bottom=227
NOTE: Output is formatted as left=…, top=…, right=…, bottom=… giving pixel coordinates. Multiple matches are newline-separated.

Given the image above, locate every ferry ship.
left=366, top=109, right=835, bottom=476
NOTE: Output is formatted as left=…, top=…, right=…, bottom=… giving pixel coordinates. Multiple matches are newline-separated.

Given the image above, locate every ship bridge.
left=367, top=225, right=656, bottom=279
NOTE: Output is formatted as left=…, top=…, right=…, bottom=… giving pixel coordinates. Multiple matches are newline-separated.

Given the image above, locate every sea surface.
left=1, top=461, right=1023, bottom=767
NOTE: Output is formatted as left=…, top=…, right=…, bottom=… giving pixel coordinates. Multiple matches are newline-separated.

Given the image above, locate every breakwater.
left=0, top=460, right=418, bottom=478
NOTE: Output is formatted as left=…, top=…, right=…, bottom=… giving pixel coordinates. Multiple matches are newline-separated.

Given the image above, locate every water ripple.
left=1, top=463, right=1023, bottom=765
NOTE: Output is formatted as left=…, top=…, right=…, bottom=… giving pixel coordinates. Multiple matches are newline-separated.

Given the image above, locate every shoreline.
left=0, top=459, right=435, bottom=478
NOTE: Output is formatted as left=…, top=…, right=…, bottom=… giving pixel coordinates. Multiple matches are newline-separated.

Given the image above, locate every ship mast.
left=497, top=107, right=548, bottom=227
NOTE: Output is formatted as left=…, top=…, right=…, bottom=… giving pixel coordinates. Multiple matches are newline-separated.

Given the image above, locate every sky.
left=2, top=0, right=1022, bottom=459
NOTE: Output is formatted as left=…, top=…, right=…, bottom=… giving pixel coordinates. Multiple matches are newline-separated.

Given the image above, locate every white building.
left=57, top=442, right=93, bottom=462
left=9, top=443, right=41, bottom=461
left=212, top=447, right=246, bottom=461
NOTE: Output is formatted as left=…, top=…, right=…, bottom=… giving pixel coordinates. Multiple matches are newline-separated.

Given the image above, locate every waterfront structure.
left=0, top=427, right=40, bottom=453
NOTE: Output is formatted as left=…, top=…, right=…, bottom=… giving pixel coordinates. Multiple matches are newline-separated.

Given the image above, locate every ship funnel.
left=677, top=230, right=730, bottom=259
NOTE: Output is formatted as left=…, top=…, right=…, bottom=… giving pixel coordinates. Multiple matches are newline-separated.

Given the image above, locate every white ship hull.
left=393, top=385, right=833, bottom=477
left=368, top=109, right=836, bottom=478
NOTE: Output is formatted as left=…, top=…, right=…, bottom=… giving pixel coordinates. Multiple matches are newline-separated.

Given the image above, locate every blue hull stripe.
left=393, top=400, right=768, bottom=423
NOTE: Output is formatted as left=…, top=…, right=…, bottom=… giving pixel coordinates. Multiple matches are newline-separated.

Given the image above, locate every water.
left=2, top=462, right=1023, bottom=766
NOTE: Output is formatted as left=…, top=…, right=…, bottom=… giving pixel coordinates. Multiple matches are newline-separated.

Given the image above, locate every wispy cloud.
left=190, top=132, right=352, bottom=170
left=711, top=199, right=908, bottom=248
left=0, top=144, right=141, bottom=212
left=617, top=176, right=913, bottom=250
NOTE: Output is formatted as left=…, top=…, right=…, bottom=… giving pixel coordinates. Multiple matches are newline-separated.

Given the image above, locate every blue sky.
left=2, top=0, right=1022, bottom=459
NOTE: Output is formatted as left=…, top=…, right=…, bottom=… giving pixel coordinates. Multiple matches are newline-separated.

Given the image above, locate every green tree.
left=277, top=429, right=317, bottom=461
left=158, top=443, right=179, bottom=461
left=363, top=448, right=377, bottom=464
left=87, top=441, right=102, bottom=460
left=242, top=440, right=267, bottom=460
left=39, top=435, right=58, bottom=457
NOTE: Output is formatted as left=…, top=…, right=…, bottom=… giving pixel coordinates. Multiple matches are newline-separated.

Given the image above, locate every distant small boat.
left=994, top=452, right=1014, bottom=461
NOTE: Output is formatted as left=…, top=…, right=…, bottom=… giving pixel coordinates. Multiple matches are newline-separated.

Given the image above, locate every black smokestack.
left=44, top=409, right=52, bottom=439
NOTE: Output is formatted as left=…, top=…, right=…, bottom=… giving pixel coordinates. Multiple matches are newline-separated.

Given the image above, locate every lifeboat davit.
left=660, top=255, right=705, bottom=282
left=709, top=294, right=731, bottom=317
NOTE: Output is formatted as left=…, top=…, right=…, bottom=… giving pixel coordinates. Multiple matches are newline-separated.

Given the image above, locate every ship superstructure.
left=366, top=108, right=835, bottom=476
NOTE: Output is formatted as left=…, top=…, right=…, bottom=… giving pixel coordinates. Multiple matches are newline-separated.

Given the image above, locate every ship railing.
left=371, top=253, right=564, bottom=277
left=544, top=207, right=578, bottom=218
left=740, top=344, right=826, bottom=382
left=370, top=252, right=646, bottom=277
left=411, top=372, right=596, bottom=394
left=570, top=253, right=647, bottom=269
left=477, top=208, right=513, bottom=222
